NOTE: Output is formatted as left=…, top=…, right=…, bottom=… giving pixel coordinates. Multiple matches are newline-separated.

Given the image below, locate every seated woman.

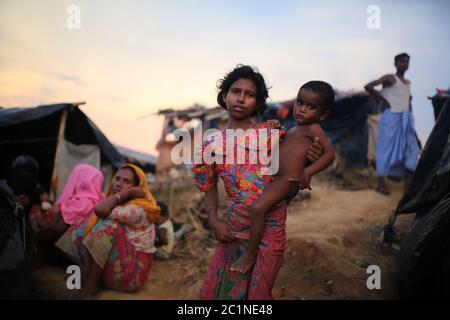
left=32, top=164, right=105, bottom=241
left=29, top=164, right=104, bottom=266
left=55, top=163, right=160, bottom=296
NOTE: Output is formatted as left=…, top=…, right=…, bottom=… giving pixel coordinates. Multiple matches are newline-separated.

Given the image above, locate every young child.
left=231, top=80, right=336, bottom=274
left=154, top=201, right=194, bottom=260
left=154, top=201, right=175, bottom=260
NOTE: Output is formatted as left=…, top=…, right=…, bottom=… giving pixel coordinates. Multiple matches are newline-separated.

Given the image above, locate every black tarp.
left=177, top=91, right=384, bottom=169
left=394, top=98, right=450, bottom=299
left=320, top=93, right=377, bottom=169
left=396, top=98, right=450, bottom=215
left=0, top=103, right=125, bottom=191
left=397, top=192, right=450, bottom=298
left=260, top=93, right=378, bottom=169
left=429, top=89, right=449, bottom=121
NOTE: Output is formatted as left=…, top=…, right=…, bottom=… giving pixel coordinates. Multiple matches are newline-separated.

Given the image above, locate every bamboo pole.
left=50, top=108, right=68, bottom=202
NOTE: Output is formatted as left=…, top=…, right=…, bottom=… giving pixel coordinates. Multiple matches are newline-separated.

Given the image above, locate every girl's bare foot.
left=231, top=252, right=256, bottom=274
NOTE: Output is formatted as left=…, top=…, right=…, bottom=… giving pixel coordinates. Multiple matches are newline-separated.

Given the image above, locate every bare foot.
left=230, top=252, right=256, bottom=274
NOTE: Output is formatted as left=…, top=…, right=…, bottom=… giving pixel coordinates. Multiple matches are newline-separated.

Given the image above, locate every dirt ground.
left=32, top=172, right=415, bottom=300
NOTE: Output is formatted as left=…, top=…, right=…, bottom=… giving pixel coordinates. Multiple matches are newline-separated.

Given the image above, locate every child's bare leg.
left=231, top=179, right=291, bottom=274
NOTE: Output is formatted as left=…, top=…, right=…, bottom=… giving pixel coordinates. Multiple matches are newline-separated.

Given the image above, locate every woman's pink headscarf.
left=56, top=164, right=105, bottom=225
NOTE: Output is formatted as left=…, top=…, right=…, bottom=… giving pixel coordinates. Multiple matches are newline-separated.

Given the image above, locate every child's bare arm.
left=302, top=124, right=334, bottom=179
left=155, top=227, right=168, bottom=246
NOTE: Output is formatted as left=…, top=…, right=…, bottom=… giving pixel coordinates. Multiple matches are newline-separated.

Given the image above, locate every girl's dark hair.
left=216, top=64, right=269, bottom=116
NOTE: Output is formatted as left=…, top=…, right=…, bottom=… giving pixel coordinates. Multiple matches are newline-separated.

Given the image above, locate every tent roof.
left=115, top=145, right=157, bottom=169
left=0, top=103, right=124, bottom=168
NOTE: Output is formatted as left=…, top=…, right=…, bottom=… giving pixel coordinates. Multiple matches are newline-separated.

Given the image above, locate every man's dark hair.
left=11, top=155, right=39, bottom=176
left=7, top=155, right=40, bottom=198
left=157, top=201, right=169, bottom=217
left=217, top=64, right=269, bottom=116
left=395, top=52, right=410, bottom=63
left=300, top=80, right=335, bottom=112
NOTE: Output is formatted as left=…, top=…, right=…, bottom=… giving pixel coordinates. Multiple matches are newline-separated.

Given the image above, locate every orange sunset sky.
left=1, top=0, right=449, bottom=156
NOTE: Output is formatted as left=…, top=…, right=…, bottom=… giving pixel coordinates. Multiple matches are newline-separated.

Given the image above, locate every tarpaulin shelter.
left=389, top=98, right=450, bottom=298
left=320, top=92, right=379, bottom=168
left=0, top=103, right=125, bottom=199
left=155, top=91, right=382, bottom=172
left=428, top=88, right=449, bottom=121
left=115, top=145, right=157, bottom=173
left=263, top=91, right=380, bottom=169
left=155, top=105, right=228, bottom=172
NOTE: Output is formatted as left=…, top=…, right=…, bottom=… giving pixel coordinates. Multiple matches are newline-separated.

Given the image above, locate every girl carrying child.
left=193, top=65, right=328, bottom=299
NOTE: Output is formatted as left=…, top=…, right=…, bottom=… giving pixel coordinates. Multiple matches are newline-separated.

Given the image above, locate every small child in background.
left=154, top=201, right=195, bottom=260
left=154, top=201, right=175, bottom=260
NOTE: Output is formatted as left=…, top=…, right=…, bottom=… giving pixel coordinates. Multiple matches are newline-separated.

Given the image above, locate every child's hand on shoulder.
left=266, top=119, right=282, bottom=129
left=299, top=169, right=312, bottom=190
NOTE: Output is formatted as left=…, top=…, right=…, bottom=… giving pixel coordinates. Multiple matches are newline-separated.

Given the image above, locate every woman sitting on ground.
left=55, top=163, right=160, bottom=296
left=32, top=164, right=105, bottom=241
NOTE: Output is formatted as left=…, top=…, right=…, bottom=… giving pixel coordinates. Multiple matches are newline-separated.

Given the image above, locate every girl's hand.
left=210, top=219, right=235, bottom=243
left=266, top=119, right=282, bottom=129
left=299, top=170, right=312, bottom=190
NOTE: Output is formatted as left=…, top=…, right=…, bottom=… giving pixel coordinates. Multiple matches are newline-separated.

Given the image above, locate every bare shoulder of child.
left=278, top=125, right=314, bottom=179
left=306, top=123, right=324, bottom=136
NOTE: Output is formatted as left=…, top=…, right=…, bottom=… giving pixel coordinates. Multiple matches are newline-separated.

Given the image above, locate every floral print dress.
left=194, top=123, right=287, bottom=300
left=55, top=204, right=156, bottom=292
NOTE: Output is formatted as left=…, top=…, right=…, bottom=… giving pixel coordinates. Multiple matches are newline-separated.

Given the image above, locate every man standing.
left=364, top=53, right=420, bottom=195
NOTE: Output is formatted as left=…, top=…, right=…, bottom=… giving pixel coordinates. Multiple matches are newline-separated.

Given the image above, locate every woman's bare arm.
left=95, top=187, right=144, bottom=218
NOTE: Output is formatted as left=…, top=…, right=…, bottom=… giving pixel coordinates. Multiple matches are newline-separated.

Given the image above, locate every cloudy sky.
left=1, top=0, right=449, bottom=155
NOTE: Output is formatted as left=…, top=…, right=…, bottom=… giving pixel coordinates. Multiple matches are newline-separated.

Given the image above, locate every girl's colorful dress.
left=194, top=124, right=287, bottom=300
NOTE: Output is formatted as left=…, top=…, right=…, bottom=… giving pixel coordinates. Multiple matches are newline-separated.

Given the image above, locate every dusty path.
left=33, top=179, right=414, bottom=299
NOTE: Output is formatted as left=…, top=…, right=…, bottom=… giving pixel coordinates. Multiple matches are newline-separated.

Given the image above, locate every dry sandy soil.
left=32, top=173, right=415, bottom=300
